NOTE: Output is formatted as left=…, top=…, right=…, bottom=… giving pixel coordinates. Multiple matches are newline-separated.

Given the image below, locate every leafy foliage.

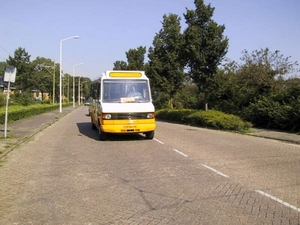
left=0, top=94, right=5, bottom=107
left=208, top=67, right=243, bottom=114
left=182, top=0, right=229, bottom=110
left=236, top=48, right=298, bottom=106
left=126, top=46, right=146, bottom=70
left=1, top=1, right=300, bottom=133
left=242, top=95, right=300, bottom=132
left=113, top=60, right=128, bottom=70
left=0, top=104, right=58, bottom=124
left=113, top=46, right=146, bottom=71
left=11, top=92, right=34, bottom=106
left=185, top=110, right=251, bottom=131
left=29, top=57, right=59, bottom=102
left=156, top=109, right=251, bottom=132
left=205, top=49, right=299, bottom=132
left=174, top=83, right=199, bottom=109
left=156, top=109, right=197, bottom=123
left=152, top=92, right=170, bottom=110
left=6, top=47, right=32, bottom=92
left=0, top=61, right=6, bottom=75
left=148, top=13, right=185, bottom=108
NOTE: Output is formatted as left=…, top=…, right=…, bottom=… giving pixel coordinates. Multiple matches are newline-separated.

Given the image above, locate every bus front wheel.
left=99, top=128, right=107, bottom=141
left=91, top=118, right=97, bottom=130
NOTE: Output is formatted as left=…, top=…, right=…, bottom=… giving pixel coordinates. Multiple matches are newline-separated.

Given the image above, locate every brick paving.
left=0, top=107, right=299, bottom=224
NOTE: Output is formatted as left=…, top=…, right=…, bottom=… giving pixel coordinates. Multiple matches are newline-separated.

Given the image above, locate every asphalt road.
left=0, top=106, right=299, bottom=224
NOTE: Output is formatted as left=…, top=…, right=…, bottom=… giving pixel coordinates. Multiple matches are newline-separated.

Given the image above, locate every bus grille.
left=111, top=113, right=150, bottom=120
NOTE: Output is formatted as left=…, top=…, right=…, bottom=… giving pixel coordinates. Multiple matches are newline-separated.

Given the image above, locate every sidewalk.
left=1, top=108, right=300, bottom=159
left=0, top=106, right=80, bottom=159
left=248, top=128, right=300, bottom=145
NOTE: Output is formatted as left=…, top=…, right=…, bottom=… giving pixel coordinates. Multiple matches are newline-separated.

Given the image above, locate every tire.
left=91, top=118, right=96, bottom=130
left=145, top=131, right=154, bottom=139
left=99, top=128, right=107, bottom=141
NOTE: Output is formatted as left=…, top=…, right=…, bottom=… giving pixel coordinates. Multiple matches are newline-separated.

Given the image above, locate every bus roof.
left=101, top=70, right=148, bottom=79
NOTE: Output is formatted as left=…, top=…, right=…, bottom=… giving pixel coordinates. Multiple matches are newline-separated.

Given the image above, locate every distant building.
left=0, top=76, right=16, bottom=94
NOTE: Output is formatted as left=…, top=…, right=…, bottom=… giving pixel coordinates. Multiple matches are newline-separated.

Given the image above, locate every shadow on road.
left=76, top=122, right=147, bottom=142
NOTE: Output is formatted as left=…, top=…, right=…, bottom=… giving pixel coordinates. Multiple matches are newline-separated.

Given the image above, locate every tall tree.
left=113, top=60, right=128, bottom=70
left=148, top=13, right=185, bottom=108
left=112, top=46, right=146, bottom=71
left=183, top=0, right=229, bottom=110
left=126, top=46, right=146, bottom=70
left=208, top=62, right=249, bottom=115
left=0, top=61, right=6, bottom=75
left=6, top=47, right=32, bottom=92
left=236, top=48, right=299, bottom=108
left=31, top=57, right=56, bottom=101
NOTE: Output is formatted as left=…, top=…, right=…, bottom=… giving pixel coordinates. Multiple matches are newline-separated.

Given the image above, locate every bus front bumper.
left=101, top=120, right=156, bottom=134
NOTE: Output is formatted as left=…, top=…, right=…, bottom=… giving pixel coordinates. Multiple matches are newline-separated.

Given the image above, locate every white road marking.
left=255, top=190, right=300, bottom=213
left=201, top=164, right=229, bottom=178
left=153, top=138, right=164, bottom=144
left=173, top=149, right=188, bottom=157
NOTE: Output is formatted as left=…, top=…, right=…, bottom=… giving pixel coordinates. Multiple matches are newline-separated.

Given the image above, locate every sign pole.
left=4, top=78, right=11, bottom=138
left=3, top=66, right=17, bottom=138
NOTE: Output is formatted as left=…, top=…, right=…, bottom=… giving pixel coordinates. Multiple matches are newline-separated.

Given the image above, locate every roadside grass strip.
left=201, top=164, right=229, bottom=178
left=255, top=190, right=300, bottom=213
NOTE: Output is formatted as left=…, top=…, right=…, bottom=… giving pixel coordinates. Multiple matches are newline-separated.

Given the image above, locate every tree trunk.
left=204, top=92, right=208, bottom=111
left=169, top=98, right=173, bottom=109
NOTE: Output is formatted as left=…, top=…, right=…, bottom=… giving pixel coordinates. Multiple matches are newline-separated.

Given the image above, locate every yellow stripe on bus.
left=109, top=72, right=142, bottom=77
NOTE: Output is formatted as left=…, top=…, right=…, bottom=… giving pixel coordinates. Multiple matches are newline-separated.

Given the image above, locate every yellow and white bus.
left=89, top=70, right=156, bottom=140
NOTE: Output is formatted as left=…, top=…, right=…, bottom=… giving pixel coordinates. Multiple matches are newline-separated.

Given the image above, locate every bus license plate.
left=123, top=126, right=136, bottom=128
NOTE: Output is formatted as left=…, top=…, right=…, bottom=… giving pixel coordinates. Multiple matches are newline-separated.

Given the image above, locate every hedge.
left=156, top=109, right=252, bottom=132
left=0, top=104, right=71, bottom=124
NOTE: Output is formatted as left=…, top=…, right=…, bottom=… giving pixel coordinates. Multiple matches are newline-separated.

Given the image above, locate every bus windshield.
left=102, top=79, right=151, bottom=103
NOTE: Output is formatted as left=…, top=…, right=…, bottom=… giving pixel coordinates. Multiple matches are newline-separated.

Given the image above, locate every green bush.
left=289, top=98, right=300, bottom=132
left=156, top=108, right=252, bottom=132
left=12, top=92, right=35, bottom=106
left=0, top=94, right=5, bottom=107
left=156, top=109, right=197, bottom=123
left=186, top=110, right=252, bottom=131
left=42, top=98, right=51, bottom=104
left=0, top=104, right=69, bottom=124
left=153, top=92, right=170, bottom=110
left=242, top=96, right=294, bottom=130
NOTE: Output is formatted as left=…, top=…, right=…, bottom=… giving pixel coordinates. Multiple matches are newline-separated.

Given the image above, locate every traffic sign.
left=4, top=66, right=17, bottom=83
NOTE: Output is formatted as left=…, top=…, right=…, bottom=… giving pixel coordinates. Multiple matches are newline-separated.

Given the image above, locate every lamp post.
left=78, top=77, right=87, bottom=105
left=78, top=76, right=81, bottom=105
left=67, top=74, right=69, bottom=103
left=52, top=61, right=55, bottom=104
left=59, top=35, right=79, bottom=113
left=40, top=61, right=55, bottom=104
left=81, top=81, right=87, bottom=105
left=73, top=63, right=83, bottom=107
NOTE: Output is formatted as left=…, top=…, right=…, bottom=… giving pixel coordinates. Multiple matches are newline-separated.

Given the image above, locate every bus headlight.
left=147, top=113, right=155, bottom=119
left=103, top=114, right=112, bottom=119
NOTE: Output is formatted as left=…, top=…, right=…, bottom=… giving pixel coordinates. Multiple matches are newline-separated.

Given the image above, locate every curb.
left=0, top=107, right=78, bottom=160
left=247, top=133, right=300, bottom=145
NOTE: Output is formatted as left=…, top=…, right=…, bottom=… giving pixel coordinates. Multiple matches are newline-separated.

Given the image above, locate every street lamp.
left=59, top=35, right=79, bottom=113
left=80, top=81, right=87, bottom=105
left=78, top=76, right=81, bottom=105
left=73, top=63, right=83, bottom=107
left=78, top=77, right=87, bottom=105
left=39, top=61, right=55, bottom=104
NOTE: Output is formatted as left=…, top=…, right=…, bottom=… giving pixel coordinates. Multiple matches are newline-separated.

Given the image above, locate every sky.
left=1, top=0, right=299, bottom=81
